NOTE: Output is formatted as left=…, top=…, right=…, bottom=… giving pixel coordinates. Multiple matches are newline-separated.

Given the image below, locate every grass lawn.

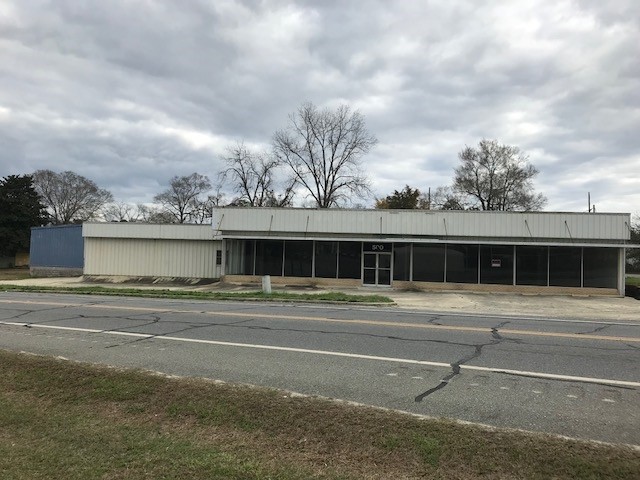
left=0, top=350, right=638, bottom=479
left=0, top=282, right=393, bottom=304
left=626, top=275, right=640, bottom=287
left=0, top=283, right=393, bottom=304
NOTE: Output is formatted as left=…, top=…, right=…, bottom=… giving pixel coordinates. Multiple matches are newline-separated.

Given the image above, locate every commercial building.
left=30, top=224, right=84, bottom=276
left=83, top=223, right=222, bottom=280
left=213, top=208, right=631, bottom=296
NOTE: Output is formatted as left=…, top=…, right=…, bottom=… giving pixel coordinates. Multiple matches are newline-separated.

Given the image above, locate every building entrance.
left=363, top=252, right=391, bottom=286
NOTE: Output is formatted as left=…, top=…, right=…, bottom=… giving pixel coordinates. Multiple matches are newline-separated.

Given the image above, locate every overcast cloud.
left=1, top=0, right=638, bottom=213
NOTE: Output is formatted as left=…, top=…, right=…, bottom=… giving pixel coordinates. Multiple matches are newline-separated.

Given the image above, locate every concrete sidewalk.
left=2, top=276, right=639, bottom=322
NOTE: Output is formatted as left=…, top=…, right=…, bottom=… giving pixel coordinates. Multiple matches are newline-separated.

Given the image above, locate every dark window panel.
left=480, top=245, right=514, bottom=285
left=378, top=268, right=391, bottom=285
left=393, top=243, right=411, bottom=281
left=583, top=247, right=618, bottom=288
left=255, top=240, right=284, bottom=276
left=314, top=241, right=338, bottom=278
left=242, top=240, right=255, bottom=275
left=516, top=246, right=547, bottom=286
left=363, top=268, right=375, bottom=285
left=284, top=240, right=313, bottom=277
left=549, top=247, right=581, bottom=287
left=446, top=244, right=478, bottom=284
left=413, top=244, right=445, bottom=282
left=338, top=242, right=361, bottom=279
left=364, top=253, right=376, bottom=268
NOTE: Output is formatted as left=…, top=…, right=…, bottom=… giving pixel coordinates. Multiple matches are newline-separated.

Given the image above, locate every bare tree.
left=453, top=139, right=547, bottom=211
left=136, top=204, right=176, bottom=224
left=102, top=202, right=147, bottom=222
left=426, top=186, right=468, bottom=210
left=273, top=102, right=377, bottom=208
left=220, top=142, right=296, bottom=207
left=153, top=173, right=212, bottom=223
left=32, top=170, right=113, bottom=224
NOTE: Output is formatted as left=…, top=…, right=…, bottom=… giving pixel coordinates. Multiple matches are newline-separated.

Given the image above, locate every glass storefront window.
left=393, top=243, right=411, bottom=281
left=226, top=239, right=255, bottom=275
left=284, top=240, right=313, bottom=277
left=516, top=246, right=547, bottom=286
left=446, top=244, right=478, bottom=284
left=255, top=240, right=284, bottom=276
left=583, top=247, right=618, bottom=288
left=413, top=244, right=445, bottom=282
left=480, top=245, right=514, bottom=285
left=549, top=247, right=581, bottom=287
left=315, top=241, right=338, bottom=278
left=338, top=242, right=361, bottom=279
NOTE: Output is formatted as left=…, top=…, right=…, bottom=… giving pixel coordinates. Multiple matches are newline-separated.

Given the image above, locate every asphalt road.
left=1, top=292, right=639, bottom=445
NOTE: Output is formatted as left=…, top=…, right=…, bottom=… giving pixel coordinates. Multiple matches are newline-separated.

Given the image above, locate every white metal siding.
left=84, top=238, right=221, bottom=278
left=83, top=223, right=215, bottom=241
left=212, top=208, right=630, bottom=241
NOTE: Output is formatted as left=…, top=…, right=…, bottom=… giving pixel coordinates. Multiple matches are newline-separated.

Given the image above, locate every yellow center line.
left=1, top=299, right=639, bottom=343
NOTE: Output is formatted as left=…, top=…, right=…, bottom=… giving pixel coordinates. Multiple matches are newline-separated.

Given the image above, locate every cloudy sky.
left=1, top=0, right=638, bottom=213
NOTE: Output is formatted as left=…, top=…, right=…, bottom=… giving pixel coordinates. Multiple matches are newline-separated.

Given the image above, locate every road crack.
left=578, top=324, right=611, bottom=335
left=415, top=321, right=510, bottom=402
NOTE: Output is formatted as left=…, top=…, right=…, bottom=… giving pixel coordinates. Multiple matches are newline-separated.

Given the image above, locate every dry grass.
left=0, top=268, right=30, bottom=281
left=1, top=349, right=638, bottom=479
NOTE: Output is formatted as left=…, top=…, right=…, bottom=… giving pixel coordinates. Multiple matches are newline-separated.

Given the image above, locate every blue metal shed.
left=30, top=224, right=84, bottom=275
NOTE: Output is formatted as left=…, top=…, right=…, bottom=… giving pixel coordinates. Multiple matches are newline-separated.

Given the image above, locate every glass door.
left=363, top=252, right=392, bottom=286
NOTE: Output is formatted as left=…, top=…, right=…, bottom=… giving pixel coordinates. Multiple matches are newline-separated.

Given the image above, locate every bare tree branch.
left=453, top=139, right=547, bottom=211
left=273, top=102, right=377, bottom=208
left=32, top=170, right=113, bottom=224
left=153, top=173, right=212, bottom=223
left=220, top=142, right=296, bottom=207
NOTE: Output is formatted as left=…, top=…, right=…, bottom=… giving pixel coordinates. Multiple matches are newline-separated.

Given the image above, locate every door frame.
left=363, top=251, right=392, bottom=287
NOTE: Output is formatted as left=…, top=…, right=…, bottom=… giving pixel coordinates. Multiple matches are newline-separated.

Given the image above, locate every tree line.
left=6, top=100, right=607, bottom=262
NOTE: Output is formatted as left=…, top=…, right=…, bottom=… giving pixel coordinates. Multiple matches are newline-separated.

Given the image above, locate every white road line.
left=2, top=320, right=640, bottom=388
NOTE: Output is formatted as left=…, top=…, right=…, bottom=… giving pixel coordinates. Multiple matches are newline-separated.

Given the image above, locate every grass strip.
left=626, top=276, right=640, bottom=287
left=1, top=350, right=638, bottom=479
left=0, top=284, right=393, bottom=304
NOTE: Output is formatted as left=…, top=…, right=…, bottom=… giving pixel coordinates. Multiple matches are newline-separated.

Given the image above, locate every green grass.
left=0, top=284, right=393, bottom=304
left=1, top=350, right=638, bottom=479
left=626, top=276, right=640, bottom=287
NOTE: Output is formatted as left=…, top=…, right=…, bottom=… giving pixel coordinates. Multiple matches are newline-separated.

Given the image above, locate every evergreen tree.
left=375, top=185, right=421, bottom=209
left=0, top=175, right=49, bottom=257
